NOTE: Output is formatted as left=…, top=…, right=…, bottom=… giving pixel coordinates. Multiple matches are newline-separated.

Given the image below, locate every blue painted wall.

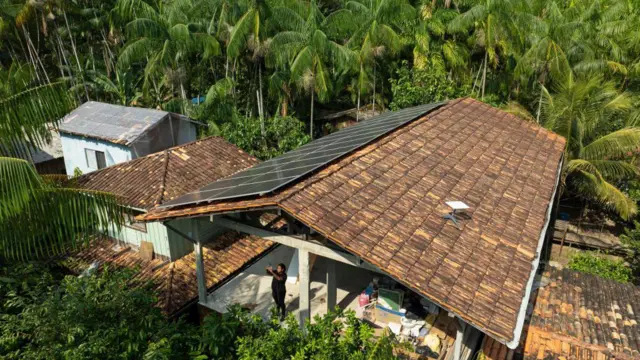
left=60, top=134, right=132, bottom=176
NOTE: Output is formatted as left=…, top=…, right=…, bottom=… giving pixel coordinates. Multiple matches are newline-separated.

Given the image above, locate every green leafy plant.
left=0, top=265, right=199, bottom=359
left=389, top=60, right=469, bottom=110
left=619, top=221, right=640, bottom=277
left=567, top=251, right=632, bottom=283
left=221, top=115, right=310, bottom=160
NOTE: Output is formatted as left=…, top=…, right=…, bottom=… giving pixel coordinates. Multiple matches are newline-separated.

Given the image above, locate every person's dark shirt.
left=271, top=271, right=287, bottom=293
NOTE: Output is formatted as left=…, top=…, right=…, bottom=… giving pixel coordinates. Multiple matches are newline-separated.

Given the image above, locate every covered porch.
left=177, top=214, right=481, bottom=360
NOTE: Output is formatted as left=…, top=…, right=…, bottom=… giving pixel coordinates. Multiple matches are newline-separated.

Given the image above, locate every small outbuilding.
left=59, top=101, right=198, bottom=176
left=76, top=136, right=259, bottom=260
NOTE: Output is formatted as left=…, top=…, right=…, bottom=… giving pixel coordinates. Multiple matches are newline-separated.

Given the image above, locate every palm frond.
left=0, top=187, right=123, bottom=260
left=571, top=170, right=637, bottom=220
left=126, top=18, right=168, bottom=39
left=227, top=8, right=257, bottom=58
left=502, top=101, right=535, bottom=122
left=581, top=128, right=640, bottom=160
left=0, top=157, right=41, bottom=222
left=0, top=82, right=75, bottom=159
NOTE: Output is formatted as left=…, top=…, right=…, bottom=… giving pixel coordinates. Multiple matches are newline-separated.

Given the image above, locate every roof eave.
left=59, top=129, right=133, bottom=146
left=505, top=152, right=565, bottom=349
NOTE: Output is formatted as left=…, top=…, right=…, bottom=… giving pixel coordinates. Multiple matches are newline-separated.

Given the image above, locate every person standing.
left=267, top=263, right=287, bottom=320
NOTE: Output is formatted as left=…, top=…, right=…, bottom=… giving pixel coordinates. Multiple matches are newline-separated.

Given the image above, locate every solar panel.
left=159, top=101, right=448, bottom=209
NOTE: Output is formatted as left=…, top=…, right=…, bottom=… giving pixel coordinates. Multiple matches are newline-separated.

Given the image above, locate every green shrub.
left=389, top=61, right=470, bottom=110
left=619, top=221, right=640, bottom=277
left=0, top=265, right=199, bottom=359
left=567, top=252, right=632, bottom=283
left=220, top=115, right=310, bottom=160
left=1, top=264, right=401, bottom=360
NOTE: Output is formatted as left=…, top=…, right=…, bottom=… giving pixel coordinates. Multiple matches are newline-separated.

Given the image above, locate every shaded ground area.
left=205, top=245, right=375, bottom=319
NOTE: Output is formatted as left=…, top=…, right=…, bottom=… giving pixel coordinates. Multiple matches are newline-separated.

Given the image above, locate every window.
left=124, top=212, right=147, bottom=232
left=85, top=149, right=107, bottom=169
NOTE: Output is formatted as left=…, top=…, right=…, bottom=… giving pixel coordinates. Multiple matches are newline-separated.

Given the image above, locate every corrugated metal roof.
left=59, top=102, right=170, bottom=145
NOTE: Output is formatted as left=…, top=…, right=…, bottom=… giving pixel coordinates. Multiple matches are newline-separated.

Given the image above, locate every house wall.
left=108, top=220, right=174, bottom=259
left=60, top=133, right=132, bottom=176
left=165, top=217, right=226, bottom=260
left=129, top=116, right=198, bottom=158
left=176, top=117, right=197, bottom=145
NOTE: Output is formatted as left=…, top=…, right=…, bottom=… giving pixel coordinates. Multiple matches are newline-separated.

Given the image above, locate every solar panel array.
left=159, top=101, right=448, bottom=209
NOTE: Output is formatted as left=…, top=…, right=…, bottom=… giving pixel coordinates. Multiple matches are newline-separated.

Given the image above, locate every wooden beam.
left=214, top=216, right=362, bottom=267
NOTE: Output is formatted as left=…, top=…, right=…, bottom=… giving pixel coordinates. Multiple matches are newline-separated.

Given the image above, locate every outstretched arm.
left=267, top=267, right=284, bottom=281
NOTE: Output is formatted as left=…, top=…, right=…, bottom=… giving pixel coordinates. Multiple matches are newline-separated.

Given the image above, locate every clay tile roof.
left=65, top=233, right=274, bottom=315
left=481, top=265, right=640, bottom=360
left=138, top=98, right=566, bottom=344
left=76, top=136, right=260, bottom=210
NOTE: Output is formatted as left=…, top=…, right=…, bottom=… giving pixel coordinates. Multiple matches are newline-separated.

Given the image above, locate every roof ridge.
left=76, top=136, right=228, bottom=181
left=155, top=150, right=171, bottom=207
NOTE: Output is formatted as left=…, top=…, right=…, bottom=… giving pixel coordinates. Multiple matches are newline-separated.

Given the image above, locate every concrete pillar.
left=453, top=318, right=466, bottom=360
left=298, top=249, right=310, bottom=328
left=326, top=259, right=336, bottom=313
left=194, top=240, right=207, bottom=304
left=287, top=249, right=299, bottom=284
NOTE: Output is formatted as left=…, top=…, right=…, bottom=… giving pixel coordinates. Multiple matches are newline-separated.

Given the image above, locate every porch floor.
left=203, top=245, right=377, bottom=320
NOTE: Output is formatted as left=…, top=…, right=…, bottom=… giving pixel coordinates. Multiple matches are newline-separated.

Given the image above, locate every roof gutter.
left=506, top=153, right=564, bottom=349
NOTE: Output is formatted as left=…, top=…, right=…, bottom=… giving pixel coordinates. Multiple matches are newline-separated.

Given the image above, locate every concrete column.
left=287, top=249, right=299, bottom=284
left=326, top=259, right=336, bottom=313
left=298, top=249, right=310, bottom=328
left=453, top=318, right=466, bottom=360
left=194, top=240, right=207, bottom=304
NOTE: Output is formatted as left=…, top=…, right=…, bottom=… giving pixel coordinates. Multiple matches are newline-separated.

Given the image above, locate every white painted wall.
left=60, top=134, right=132, bottom=176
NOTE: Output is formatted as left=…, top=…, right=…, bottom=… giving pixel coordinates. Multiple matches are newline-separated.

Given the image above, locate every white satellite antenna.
left=443, top=201, right=470, bottom=229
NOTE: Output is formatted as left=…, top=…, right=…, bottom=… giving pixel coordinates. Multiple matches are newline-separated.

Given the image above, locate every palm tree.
left=0, top=83, right=122, bottom=260
left=226, top=0, right=273, bottom=133
left=268, top=0, right=353, bottom=138
left=413, top=5, right=468, bottom=76
left=514, top=1, right=575, bottom=122
left=345, top=0, right=414, bottom=118
left=540, top=72, right=640, bottom=220
left=117, top=0, right=219, bottom=106
left=447, top=0, right=521, bottom=98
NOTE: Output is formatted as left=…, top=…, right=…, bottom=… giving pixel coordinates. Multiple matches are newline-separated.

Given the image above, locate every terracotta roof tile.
left=481, top=266, right=640, bottom=360
left=76, top=136, right=259, bottom=210
left=64, top=233, right=273, bottom=315
left=138, top=98, right=566, bottom=344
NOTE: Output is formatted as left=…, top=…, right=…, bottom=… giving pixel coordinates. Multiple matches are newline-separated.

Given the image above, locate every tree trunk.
left=281, top=97, right=288, bottom=116
left=536, top=82, right=543, bottom=124
left=257, top=90, right=265, bottom=136
left=310, top=91, right=314, bottom=139
left=357, top=87, right=361, bottom=122
left=481, top=51, right=488, bottom=99
left=372, top=64, right=376, bottom=115
left=357, top=62, right=362, bottom=122
left=63, top=10, right=89, bottom=101
left=258, top=65, right=265, bottom=120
